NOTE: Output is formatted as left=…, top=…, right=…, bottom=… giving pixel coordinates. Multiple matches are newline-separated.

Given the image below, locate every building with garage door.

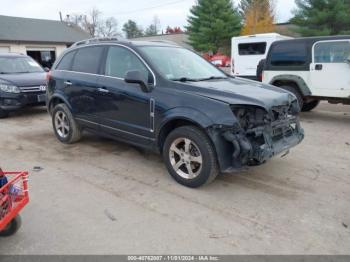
left=0, top=15, right=90, bottom=68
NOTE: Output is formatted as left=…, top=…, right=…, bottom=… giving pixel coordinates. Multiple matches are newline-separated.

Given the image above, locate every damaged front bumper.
left=220, top=112, right=304, bottom=172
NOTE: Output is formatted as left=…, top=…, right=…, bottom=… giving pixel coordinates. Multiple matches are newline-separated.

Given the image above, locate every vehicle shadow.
left=300, top=110, right=350, bottom=125
left=5, top=106, right=47, bottom=119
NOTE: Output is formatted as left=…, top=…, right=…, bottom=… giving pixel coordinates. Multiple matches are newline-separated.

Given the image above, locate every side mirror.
left=124, top=70, right=152, bottom=93
left=44, top=67, right=50, bottom=72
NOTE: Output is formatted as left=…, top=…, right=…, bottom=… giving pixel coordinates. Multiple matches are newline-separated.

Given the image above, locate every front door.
left=96, top=45, right=155, bottom=145
left=310, top=40, right=350, bottom=97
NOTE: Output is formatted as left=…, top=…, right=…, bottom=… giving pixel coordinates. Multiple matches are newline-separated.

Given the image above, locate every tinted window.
left=105, top=46, right=150, bottom=81
left=270, top=42, right=307, bottom=66
left=72, top=47, right=104, bottom=74
left=56, top=51, right=75, bottom=70
left=239, top=42, right=267, bottom=55
left=314, top=41, right=350, bottom=63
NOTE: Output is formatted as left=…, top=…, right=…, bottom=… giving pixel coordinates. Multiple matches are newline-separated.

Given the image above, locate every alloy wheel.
left=54, top=111, right=70, bottom=138
left=169, top=137, right=203, bottom=179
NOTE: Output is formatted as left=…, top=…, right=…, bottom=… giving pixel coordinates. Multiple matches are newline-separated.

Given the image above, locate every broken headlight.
left=231, top=105, right=270, bottom=131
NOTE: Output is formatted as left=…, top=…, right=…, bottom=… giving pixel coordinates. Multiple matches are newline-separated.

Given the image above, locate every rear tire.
left=302, top=100, right=320, bottom=112
left=52, top=103, right=82, bottom=144
left=0, top=109, right=9, bottom=119
left=163, top=126, right=219, bottom=188
left=279, top=85, right=304, bottom=110
left=0, top=215, right=22, bottom=237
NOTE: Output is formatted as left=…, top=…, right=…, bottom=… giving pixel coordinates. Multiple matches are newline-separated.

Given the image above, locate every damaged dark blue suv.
left=47, top=38, right=304, bottom=188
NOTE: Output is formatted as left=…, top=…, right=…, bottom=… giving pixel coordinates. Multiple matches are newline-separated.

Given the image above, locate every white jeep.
left=263, top=36, right=350, bottom=111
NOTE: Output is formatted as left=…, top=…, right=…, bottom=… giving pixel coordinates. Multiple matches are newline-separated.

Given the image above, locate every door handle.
left=97, top=87, right=109, bottom=93
left=64, top=81, right=72, bottom=86
left=315, top=64, right=323, bottom=71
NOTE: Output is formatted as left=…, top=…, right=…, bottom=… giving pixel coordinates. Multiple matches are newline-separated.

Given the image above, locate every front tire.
left=302, top=100, right=320, bottom=112
left=52, top=103, right=82, bottom=144
left=0, top=215, right=22, bottom=237
left=163, top=126, right=219, bottom=188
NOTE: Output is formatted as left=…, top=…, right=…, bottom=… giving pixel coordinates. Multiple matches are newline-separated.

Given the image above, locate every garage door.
left=0, top=46, right=10, bottom=53
left=26, top=47, right=56, bottom=68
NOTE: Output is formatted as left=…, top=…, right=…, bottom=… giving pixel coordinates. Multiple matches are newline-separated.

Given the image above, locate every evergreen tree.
left=292, top=0, right=350, bottom=36
left=186, top=0, right=241, bottom=54
left=240, top=0, right=275, bottom=35
left=122, top=20, right=144, bottom=39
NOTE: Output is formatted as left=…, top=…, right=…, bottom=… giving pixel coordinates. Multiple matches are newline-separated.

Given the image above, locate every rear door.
left=234, top=42, right=267, bottom=78
left=310, top=40, right=350, bottom=97
left=66, top=46, right=105, bottom=127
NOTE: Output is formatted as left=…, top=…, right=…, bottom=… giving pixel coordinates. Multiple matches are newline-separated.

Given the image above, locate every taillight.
left=46, top=71, right=51, bottom=82
left=231, top=59, right=235, bottom=73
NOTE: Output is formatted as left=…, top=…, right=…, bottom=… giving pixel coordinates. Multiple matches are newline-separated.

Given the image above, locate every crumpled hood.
left=177, top=77, right=296, bottom=111
left=0, top=72, right=46, bottom=87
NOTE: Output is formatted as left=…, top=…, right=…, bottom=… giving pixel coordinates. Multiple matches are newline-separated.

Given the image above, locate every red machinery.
left=0, top=169, right=29, bottom=237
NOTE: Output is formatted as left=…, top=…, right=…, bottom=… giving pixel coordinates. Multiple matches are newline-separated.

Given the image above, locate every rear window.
left=238, top=42, right=267, bottom=55
left=56, top=51, right=76, bottom=70
left=270, top=42, right=307, bottom=66
left=72, top=46, right=104, bottom=74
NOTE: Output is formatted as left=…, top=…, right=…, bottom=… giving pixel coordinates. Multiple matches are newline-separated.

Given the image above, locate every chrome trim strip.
left=76, top=118, right=155, bottom=141
left=19, top=86, right=45, bottom=93
left=54, top=43, right=157, bottom=86
left=150, top=98, right=155, bottom=133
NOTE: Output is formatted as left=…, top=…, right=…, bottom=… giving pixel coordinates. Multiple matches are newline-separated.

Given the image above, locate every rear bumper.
left=0, top=91, right=46, bottom=111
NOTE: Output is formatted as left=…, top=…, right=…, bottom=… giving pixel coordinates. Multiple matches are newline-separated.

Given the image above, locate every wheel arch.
left=156, top=111, right=233, bottom=173
left=157, top=117, right=210, bottom=154
left=48, top=94, right=71, bottom=115
left=270, top=75, right=311, bottom=97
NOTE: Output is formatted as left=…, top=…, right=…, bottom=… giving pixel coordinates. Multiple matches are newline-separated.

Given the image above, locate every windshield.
left=0, top=57, right=44, bottom=74
left=139, top=46, right=227, bottom=81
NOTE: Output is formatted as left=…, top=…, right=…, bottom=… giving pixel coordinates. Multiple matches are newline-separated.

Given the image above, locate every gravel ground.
left=0, top=102, right=349, bottom=255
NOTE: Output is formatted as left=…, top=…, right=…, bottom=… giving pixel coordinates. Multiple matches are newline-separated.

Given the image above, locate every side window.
left=238, top=42, right=267, bottom=55
left=56, top=51, right=76, bottom=70
left=270, top=42, right=307, bottom=66
left=314, top=41, right=350, bottom=63
left=72, top=46, right=104, bottom=74
left=105, top=46, right=151, bottom=82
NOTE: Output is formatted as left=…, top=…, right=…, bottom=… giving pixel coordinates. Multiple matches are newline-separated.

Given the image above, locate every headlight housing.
left=231, top=105, right=270, bottom=131
left=0, top=84, right=20, bottom=94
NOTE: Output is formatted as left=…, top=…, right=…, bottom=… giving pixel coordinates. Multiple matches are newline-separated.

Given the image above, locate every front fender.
left=157, top=107, right=214, bottom=134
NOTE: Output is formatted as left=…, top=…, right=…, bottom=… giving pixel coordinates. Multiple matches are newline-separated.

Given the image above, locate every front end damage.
left=215, top=101, right=304, bottom=172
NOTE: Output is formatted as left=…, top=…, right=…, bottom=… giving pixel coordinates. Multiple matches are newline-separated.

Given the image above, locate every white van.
left=231, top=33, right=291, bottom=80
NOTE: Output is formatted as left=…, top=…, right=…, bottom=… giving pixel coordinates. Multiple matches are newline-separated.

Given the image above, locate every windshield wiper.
left=197, top=76, right=228, bottom=81
left=170, top=77, right=200, bottom=82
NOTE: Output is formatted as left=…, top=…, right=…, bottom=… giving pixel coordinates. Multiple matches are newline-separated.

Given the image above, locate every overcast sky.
left=0, top=0, right=296, bottom=31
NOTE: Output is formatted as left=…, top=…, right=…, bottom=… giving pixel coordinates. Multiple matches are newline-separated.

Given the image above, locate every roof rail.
left=71, top=37, right=123, bottom=47
left=148, top=40, right=179, bottom=46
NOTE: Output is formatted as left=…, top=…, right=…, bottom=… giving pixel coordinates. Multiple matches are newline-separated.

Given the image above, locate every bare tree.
left=145, top=15, right=161, bottom=36
left=82, top=8, right=101, bottom=37
left=99, top=17, right=120, bottom=37
left=65, top=8, right=119, bottom=38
